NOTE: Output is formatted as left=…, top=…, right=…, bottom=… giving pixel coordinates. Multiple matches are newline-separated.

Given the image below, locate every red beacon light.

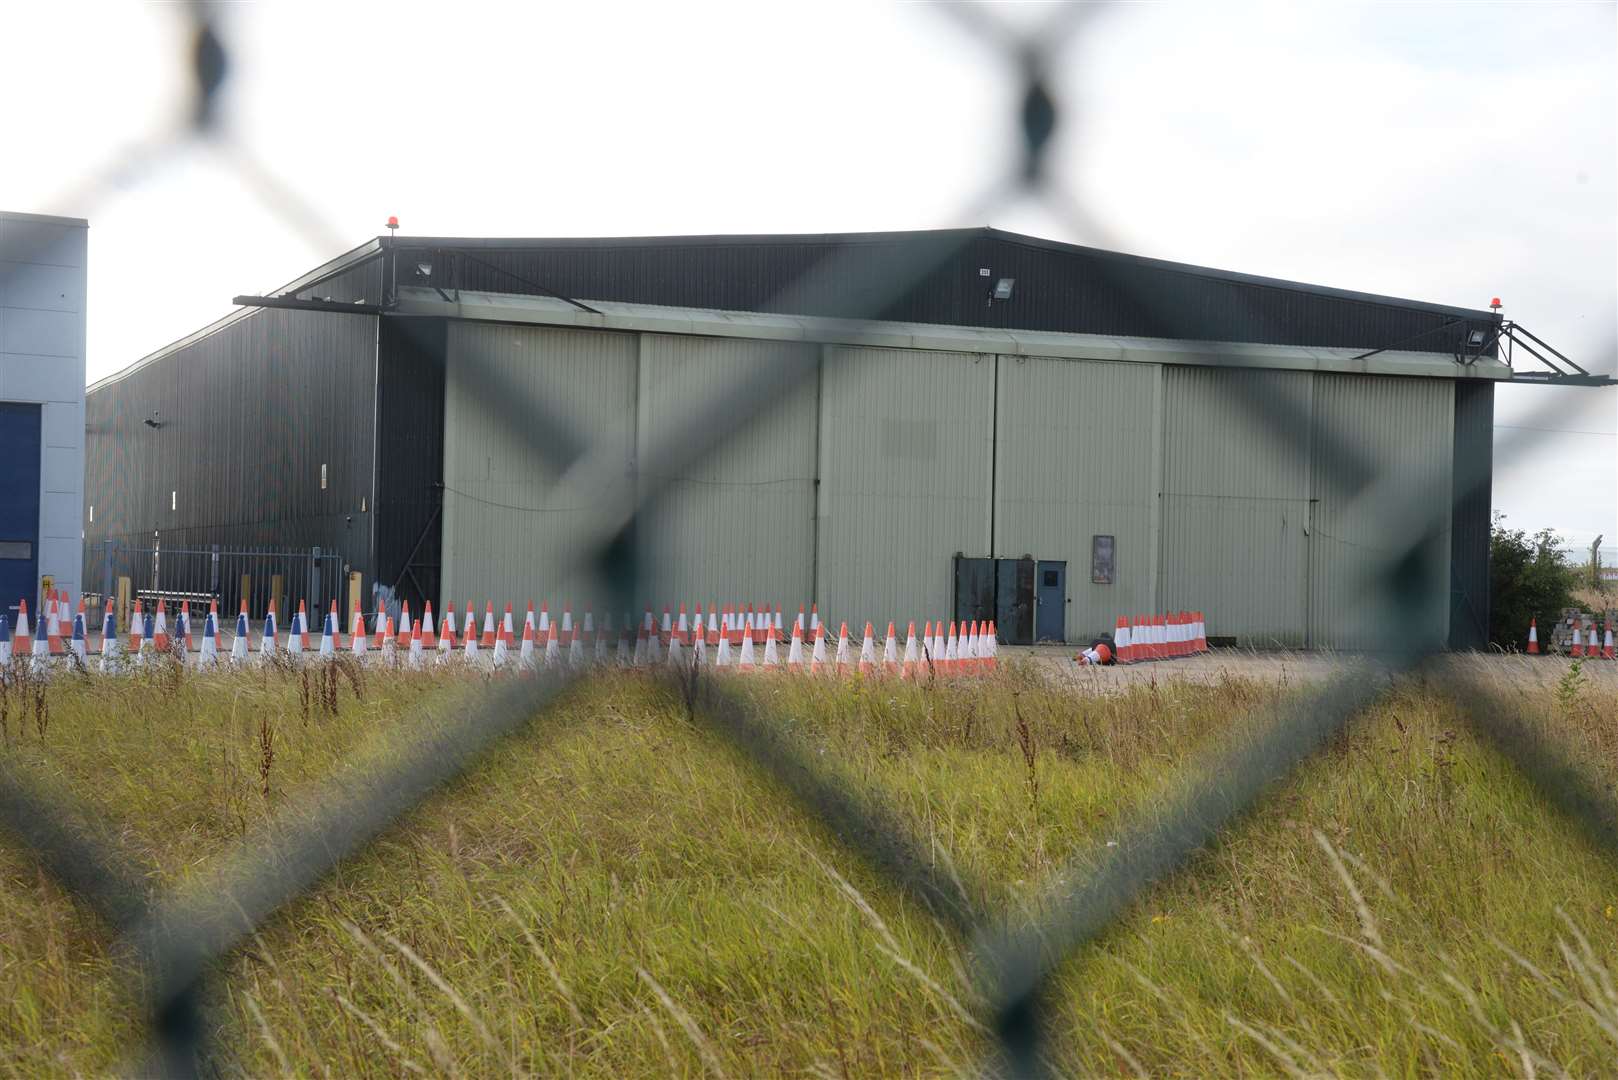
left=1489, top=296, right=1502, bottom=311
left=386, top=215, right=399, bottom=233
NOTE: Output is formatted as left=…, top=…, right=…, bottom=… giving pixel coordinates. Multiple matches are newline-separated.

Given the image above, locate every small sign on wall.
left=1091, top=534, right=1115, bottom=584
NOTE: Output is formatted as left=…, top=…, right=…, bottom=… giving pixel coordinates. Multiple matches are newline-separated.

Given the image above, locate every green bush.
left=1489, top=513, right=1578, bottom=649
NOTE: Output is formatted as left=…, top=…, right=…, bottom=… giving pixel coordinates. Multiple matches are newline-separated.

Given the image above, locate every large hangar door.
left=1159, top=368, right=1312, bottom=647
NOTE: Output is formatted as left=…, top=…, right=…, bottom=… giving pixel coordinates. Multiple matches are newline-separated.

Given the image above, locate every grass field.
left=2, top=656, right=1617, bottom=1077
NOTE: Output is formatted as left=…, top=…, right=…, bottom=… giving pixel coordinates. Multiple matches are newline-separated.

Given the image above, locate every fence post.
left=310, top=547, right=322, bottom=612
left=210, top=545, right=220, bottom=599
left=100, top=540, right=113, bottom=612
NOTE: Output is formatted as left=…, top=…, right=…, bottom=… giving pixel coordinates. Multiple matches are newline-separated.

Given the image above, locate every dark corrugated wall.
left=374, top=316, right=446, bottom=614
left=1449, top=380, right=1494, bottom=649
left=318, top=231, right=1498, bottom=356
left=84, top=306, right=379, bottom=581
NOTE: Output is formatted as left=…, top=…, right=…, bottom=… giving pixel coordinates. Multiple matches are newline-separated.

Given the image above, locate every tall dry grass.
left=0, top=654, right=1615, bottom=1076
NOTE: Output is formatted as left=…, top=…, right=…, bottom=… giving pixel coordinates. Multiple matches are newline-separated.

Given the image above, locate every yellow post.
left=348, top=571, right=363, bottom=620
left=116, top=576, right=131, bottom=635
left=270, top=574, right=285, bottom=623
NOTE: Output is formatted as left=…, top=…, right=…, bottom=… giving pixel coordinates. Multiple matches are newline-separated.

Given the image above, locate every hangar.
left=86, top=227, right=1593, bottom=648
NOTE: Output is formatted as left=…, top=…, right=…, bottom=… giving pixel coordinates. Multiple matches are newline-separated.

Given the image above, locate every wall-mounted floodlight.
left=1466, top=329, right=1486, bottom=348
left=991, top=277, right=1016, bottom=301
left=415, top=262, right=433, bottom=277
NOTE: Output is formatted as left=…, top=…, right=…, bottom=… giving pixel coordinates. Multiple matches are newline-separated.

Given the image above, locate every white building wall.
left=0, top=212, right=87, bottom=610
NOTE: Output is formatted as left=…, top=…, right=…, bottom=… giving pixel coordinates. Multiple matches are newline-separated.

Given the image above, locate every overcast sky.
left=4, top=2, right=1613, bottom=551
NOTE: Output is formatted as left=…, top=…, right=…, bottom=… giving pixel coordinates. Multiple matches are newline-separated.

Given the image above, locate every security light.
left=1467, top=330, right=1486, bottom=347
left=992, top=277, right=1015, bottom=301
left=416, top=262, right=433, bottom=277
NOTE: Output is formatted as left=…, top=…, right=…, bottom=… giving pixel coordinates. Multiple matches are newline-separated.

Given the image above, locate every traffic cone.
left=566, top=608, right=584, bottom=666
left=738, top=618, right=757, bottom=671
left=858, top=622, right=877, bottom=676
left=591, top=611, right=609, bottom=665
left=773, top=606, right=784, bottom=642
left=382, top=618, right=398, bottom=667
left=396, top=601, right=412, bottom=649
left=786, top=621, right=805, bottom=670
left=882, top=621, right=899, bottom=676
left=1195, top=611, right=1208, bottom=653
left=30, top=602, right=49, bottom=669
left=1526, top=618, right=1540, bottom=655
left=757, top=619, right=777, bottom=668
left=491, top=618, right=508, bottom=670
left=927, top=621, right=944, bottom=675
left=231, top=601, right=249, bottom=665
left=1571, top=619, right=1585, bottom=658
left=462, top=602, right=480, bottom=660
left=0, top=613, right=9, bottom=665
left=100, top=604, right=121, bottom=672
left=692, top=605, right=707, bottom=666
left=1589, top=622, right=1602, bottom=659
left=259, top=602, right=278, bottom=660
left=901, top=621, right=918, bottom=679
left=810, top=624, right=827, bottom=675
left=677, top=604, right=690, bottom=647
left=941, top=621, right=958, bottom=675
left=374, top=604, right=390, bottom=651
left=421, top=602, right=437, bottom=649
left=809, top=604, right=821, bottom=641
left=198, top=601, right=218, bottom=665
left=320, top=607, right=337, bottom=658
left=1603, top=621, right=1614, bottom=660
left=659, top=607, right=673, bottom=651
left=438, top=603, right=456, bottom=658
left=480, top=603, right=496, bottom=648
left=287, top=604, right=305, bottom=659
left=179, top=600, right=195, bottom=655
left=668, top=620, right=687, bottom=668
left=409, top=618, right=425, bottom=669
left=834, top=622, right=851, bottom=676
left=350, top=605, right=368, bottom=661
left=121, top=599, right=139, bottom=650
left=707, top=607, right=720, bottom=649
left=794, top=606, right=805, bottom=639
left=149, top=602, right=168, bottom=653
left=45, top=592, right=63, bottom=655
left=986, top=621, right=998, bottom=670
left=502, top=603, right=515, bottom=645
left=519, top=617, right=536, bottom=669
left=714, top=616, right=733, bottom=668
left=543, top=619, right=560, bottom=667
left=68, top=601, right=87, bottom=662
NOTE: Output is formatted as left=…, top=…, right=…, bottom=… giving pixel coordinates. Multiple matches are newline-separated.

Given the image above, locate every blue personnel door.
left=1035, top=560, right=1066, bottom=643
left=0, top=402, right=42, bottom=625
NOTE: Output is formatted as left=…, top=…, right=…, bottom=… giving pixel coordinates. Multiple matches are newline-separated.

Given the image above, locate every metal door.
left=995, top=557, right=1036, bottom=645
left=953, top=556, right=995, bottom=629
left=0, top=403, right=42, bottom=623
left=1035, top=560, right=1066, bottom=643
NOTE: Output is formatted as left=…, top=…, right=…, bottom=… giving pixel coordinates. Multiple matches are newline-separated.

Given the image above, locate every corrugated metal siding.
left=1309, top=374, right=1453, bottom=650
left=993, top=356, right=1156, bottom=641
left=1160, top=367, right=1313, bottom=645
left=375, top=318, right=446, bottom=612
left=83, top=307, right=377, bottom=579
left=816, top=346, right=993, bottom=631
left=440, top=323, right=636, bottom=611
left=636, top=335, right=817, bottom=609
left=1449, top=381, right=1493, bottom=648
left=384, top=231, right=1496, bottom=355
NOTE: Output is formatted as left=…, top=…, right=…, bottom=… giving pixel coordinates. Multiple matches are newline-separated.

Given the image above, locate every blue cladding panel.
left=0, top=401, right=42, bottom=619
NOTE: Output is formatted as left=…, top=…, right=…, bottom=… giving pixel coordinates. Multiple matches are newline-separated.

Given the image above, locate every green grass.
left=1, top=656, right=1616, bottom=1076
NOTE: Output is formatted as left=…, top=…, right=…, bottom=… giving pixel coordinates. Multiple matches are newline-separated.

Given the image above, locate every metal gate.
left=85, top=537, right=348, bottom=628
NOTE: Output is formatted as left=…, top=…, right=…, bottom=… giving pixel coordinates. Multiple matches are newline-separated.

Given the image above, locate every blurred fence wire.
left=1, top=2, right=1615, bottom=1076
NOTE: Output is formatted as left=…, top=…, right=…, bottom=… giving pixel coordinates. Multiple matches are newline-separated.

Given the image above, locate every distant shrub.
left=1489, top=513, right=1578, bottom=650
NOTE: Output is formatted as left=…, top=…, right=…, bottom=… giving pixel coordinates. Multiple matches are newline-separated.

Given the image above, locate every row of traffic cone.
left=1111, top=612, right=1208, bottom=664
left=1526, top=617, right=1615, bottom=659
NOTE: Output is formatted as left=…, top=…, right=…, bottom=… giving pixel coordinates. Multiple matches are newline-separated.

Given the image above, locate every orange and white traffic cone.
left=834, top=622, right=851, bottom=676
left=944, top=622, right=959, bottom=675
left=809, top=624, right=827, bottom=675
left=881, top=621, right=899, bottom=677
left=901, top=621, right=919, bottom=679
left=480, top=603, right=497, bottom=649
left=858, top=622, right=877, bottom=676
left=519, top=617, right=536, bottom=669
left=320, top=605, right=337, bottom=659
left=350, top=605, right=368, bottom=661
left=491, top=618, right=510, bottom=670
left=502, top=603, right=515, bottom=645
left=1603, top=621, right=1614, bottom=660
left=409, top=618, right=425, bottom=669
left=421, top=602, right=437, bottom=649
left=542, top=619, right=560, bottom=667
left=737, top=618, right=757, bottom=671
left=786, top=621, right=805, bottom=671
left=1589, top=622, right=1603, bottom=659
left=1571, top=619, right=1585, bottom=658
left=396, top=601, right=412, bottom=650
left=462, top=602, right=480, bottom=661
left=985, top=621, right=998, bottom=670
left=1526, top=618, right=1539, bottom=654
left=381, top=618, right=398, bottom=667
left=45, top=591, right=63, bottom=655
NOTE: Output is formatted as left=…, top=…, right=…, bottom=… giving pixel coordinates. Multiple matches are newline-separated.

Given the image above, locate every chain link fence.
left=1, top=2, right=1615, bottom=1076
